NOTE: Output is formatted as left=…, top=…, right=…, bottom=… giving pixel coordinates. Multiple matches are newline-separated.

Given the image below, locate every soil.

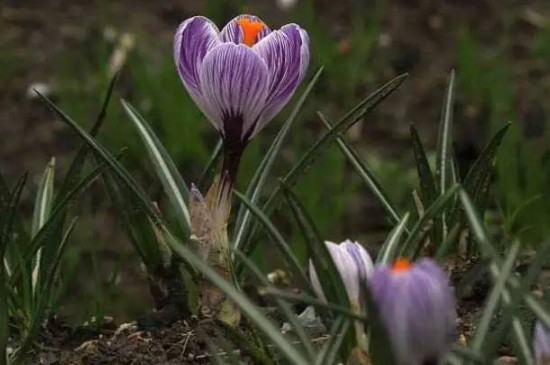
left=21, top=256, right=516, bottom=364
left=29, top=318, right=225, bottom=365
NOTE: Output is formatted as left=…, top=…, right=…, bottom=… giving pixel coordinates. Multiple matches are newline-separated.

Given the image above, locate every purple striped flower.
left=534, top=321, right=550, bottom=365
left=309, top=240, right=374, bottom=306
left=370, top=258, right=456, bottom=365
left=174, top=15, right=309, bottom=188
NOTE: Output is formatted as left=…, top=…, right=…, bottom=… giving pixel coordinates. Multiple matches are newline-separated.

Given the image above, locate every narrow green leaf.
left=35, top=91, right=162, bottom=225
left=527, top=295, right=550, bottom=334
left=280, top=182, right=355, bottom=356
left=0, top=170, right=28, bottom=244
left=234, top=191, right=310, bottom=290
left=262, top=288, right=366, bottom=321
left=410, top=123, right=437, bottom=207
left=460, top=191, right=535, bottom=365
left=18, top=164, right=106, bottom=271
left=55, top=71, right=119, bottom=203
left=436, top=70, right=456, bottom=195
left=32, top=158, right=55, bottom=237
left=434, top=221, right=462, bottom=261
left=121, top=100, right=190, bottom=233
left=216, top=322, right=276, bottom=365
left=451, top=345, right=485, bottom=364
left=162, top=229, right=310, bottom=365
left=470, top=241, right=520, bottom=352
left=436, top=71, right=456, bottom=244
left=198, top=138, right=223, bottom=190
left=31, top=158, right=55, bottom=294
left=316, top=317, right=350, bottom=365
left=233, top=67, right=324, bottom=252
left=101, top=172, right=163, bottom=270
left=14, top=217, right=78, bottom=364
left=242, top=74, right=408, bottom=261
left=377, top=212, right=410, bottom=264
left=232, top=249, right=315, bottom=361
left=260, top=74, right=408, bottom=217
left=463, top=122, right=511, bottom=197
left=484, top=239, right=550, bottom=358
left=319, top=112, right=402, bottom=226
left=458, top=190, right=497, bottom=259
left=280, top=182, right=349, bottom=308
left=0, top=174, right=27, bottom=251
left=400, top=184, right=460, bottom=257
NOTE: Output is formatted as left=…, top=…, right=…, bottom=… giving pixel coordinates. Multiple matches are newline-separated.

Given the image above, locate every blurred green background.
left=2, top=0, right=550, bottom=321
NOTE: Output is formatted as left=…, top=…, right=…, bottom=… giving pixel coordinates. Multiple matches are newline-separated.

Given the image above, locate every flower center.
left=237, top=18, right=264, bottom=47
left=391, top=257, right=411, bottom=273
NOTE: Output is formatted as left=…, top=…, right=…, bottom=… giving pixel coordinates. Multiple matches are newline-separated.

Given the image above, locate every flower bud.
left=370, top=258, right=456, bottom=365
left=309, top=240, right=374, bottom=305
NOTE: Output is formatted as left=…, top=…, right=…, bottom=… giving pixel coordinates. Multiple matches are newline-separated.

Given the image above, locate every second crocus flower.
left=369, top=258, right=456, bottom=365
left=309, top=240, right=374, bottom=309
left=534, top=321, right=550, bottom=365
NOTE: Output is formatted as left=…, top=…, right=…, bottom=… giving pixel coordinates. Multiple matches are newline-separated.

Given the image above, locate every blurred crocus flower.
left=174, top=14, right=309, bottom=191
left=309, top=240, right=374, bottom=307
left=534, top=321, right=550, bottom=365
left=370, top=258, right=456, bottom=365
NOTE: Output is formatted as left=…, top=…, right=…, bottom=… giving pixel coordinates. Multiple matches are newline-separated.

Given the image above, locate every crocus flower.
left=174, top=15, right=310, bottom=192
left=309, top=240, right=374, bottom=307
left=534, top=321, right=550, bottom=365
left=369, top=258, right=456, bottom=365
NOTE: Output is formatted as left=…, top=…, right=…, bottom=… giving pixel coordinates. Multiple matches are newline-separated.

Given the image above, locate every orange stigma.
left=391, top=257, right=412, bottom=273
left=237, top=18, right=264, bottom=47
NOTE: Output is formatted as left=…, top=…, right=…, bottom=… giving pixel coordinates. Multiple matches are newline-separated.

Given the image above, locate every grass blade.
left=31, top=158, right=55, bottom=294
left=315, top=317, right=350, bottom=365
left=377, top=212, right=410, bottom=264
left=463, top=122, right=511, bottom=198
left=55, top=71, right=119, bottom=203
left=121, top=100, right=190, bottom=233
left=232, top=249, right=315, bottom=361
left=31, top=158, right=55, bottom=237
left=266, top=74, right=407, bottom=206
left=436, top=70, right=456, bottom=195
left=263, top=288, right=366, bottom=321
left=35, top=91, right=162, bottom=225
left=400, top=184, right=460, bottom=257
left=101, top=172, right=163, bottom=270
left=319, top=112, right=402, bottom=226
left=14, top=217, right=78, bottom=363
left=281, top=182, right=349, bottom=308
left=234, top=191, right=310, bottom=289
left=233, top=67, right=324, bottom=252
left=19, top=164, right=106, bottom=269
left=436, top=71, right=456, bottom=243
left=162, top=228, right=310, bottom=365
left=410, top=122, right=437, bottom=207
left=470, top=241, right=520, bottom=352
left=460, top=191, right=535, bottom=365
left=0, top=174, right=27, bottom=250
left=241, top=74, right=408, bottom=260
left=280, top=182, right=355, bottom=357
